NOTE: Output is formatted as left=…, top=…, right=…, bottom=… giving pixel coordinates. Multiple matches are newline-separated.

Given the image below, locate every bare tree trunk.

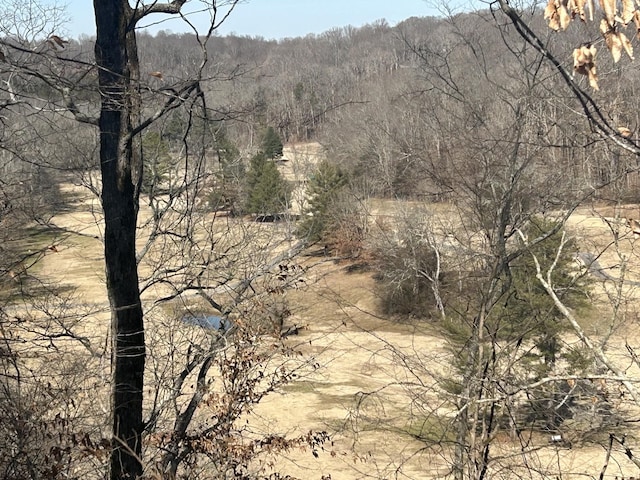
left=93, top=2, right=145, bottom=479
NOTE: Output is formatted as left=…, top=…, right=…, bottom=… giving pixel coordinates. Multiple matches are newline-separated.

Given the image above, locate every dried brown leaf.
left=634, top=10, right=640, bottom=37
left=149, top=71, right=163, bottom=79
left=559, top=0, right=571, bottom=28
left=599, top=0, right=618, bottom=26
left=601, top=18, right=623, bottom=61
left=620, top=31, right=634, bottom=58
left=573, top=44, right=595, bottom=66
left=573, top=45, right=599, bottom=90
left=569, top=0, right=588, bottom=20
left=545, top=0, right=562, bottom=29
left=545, top=0, right=572, bottom=29
left=544, top=0, right=556, bottom=19
left=600, top=16, right=610, bottom=35
left=587, top=66, right=599, bottom=89
left=621, top=0, right=636, bottom=24
left=611, top=34, right=623, bottom=62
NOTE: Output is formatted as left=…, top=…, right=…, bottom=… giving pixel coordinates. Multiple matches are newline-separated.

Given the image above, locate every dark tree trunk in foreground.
left=93, top=2, right=145, bottom=478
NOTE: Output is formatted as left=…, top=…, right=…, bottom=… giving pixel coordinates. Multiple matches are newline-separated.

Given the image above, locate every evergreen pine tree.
left=297, top=160, right=347, bottom=242
left=208, top=128, right=244, bottom=212
left=500, top=219, right=592, bottom=429
left=441, top=218, right=592, bottom=431
left=245, top=152, right=290, bottom=216
left=501, top=218, right=589, bottom=367
left=261, top=126, right=283, bottom=159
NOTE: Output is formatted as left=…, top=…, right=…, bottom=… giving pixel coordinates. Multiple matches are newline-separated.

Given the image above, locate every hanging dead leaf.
left=601, top=21, right=634, bottom=61
left=545, top=0, right=572, bottom=30
left=573, top=45, right=599, bottom=89
left=567, top=378, right=576, bottom=387
left=559, top=0, right=571, bottom=29
left=587, top=64, right=599, bottom=89
left=618, top=126, right=633, bottom=136
left=557, top=0, right=571, bottom=30
left=620, top=0, right=636, bottom=24
left=568, top=0, right=588, bottom=21
left=573, top=44, right=596, bottom=66
left=599, top=0, right=618, bottom=26
left=149, top=71, right=163, bottom=79
left=620, top=31, right=634, bottom=59
left=601, top=19, right=623, bottom=62
left=544, top=0, right=560, bottom=29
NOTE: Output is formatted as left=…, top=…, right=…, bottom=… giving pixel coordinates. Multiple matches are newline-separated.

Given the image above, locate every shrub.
left=370, top=213, right=445, bottom=318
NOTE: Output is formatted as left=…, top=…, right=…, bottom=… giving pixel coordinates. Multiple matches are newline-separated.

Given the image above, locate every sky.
left=61, top=0, right=441, bottom=39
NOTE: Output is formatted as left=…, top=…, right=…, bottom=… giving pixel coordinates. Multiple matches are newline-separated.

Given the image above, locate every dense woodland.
left=4, top=1, right=640, bottom=479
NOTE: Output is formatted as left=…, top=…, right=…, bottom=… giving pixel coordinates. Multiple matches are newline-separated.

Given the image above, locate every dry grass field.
left=13, top=154, right=640, bottom=479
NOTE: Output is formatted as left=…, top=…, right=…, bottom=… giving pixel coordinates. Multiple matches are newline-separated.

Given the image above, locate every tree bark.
left=93, top=2, right=145, bottom=479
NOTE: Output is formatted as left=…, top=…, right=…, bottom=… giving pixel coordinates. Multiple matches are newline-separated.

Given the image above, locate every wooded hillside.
left=3, top=3, right=640, bottom=479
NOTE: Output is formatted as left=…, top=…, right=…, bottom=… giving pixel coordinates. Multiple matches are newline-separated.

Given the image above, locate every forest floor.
left=20, top=147, right=640, bottom=479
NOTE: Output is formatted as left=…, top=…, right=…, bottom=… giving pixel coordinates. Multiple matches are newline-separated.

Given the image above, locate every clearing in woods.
left=16, top=144, right=640, bottom=479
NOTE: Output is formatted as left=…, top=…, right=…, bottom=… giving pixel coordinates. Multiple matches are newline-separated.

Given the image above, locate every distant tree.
left=245, top=151, right=290, bottom=216
left=141, top=131, right=172, bottom=193
left=297, top=159, right=348, bottom=242
left=261, top=126, right=283, bottom=159
left=163, top=111, right=187, bottom=146
left=207, top=126, right=245, bottom=212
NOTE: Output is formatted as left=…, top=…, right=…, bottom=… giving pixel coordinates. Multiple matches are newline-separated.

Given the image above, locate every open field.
left=10, top=171, right=640, bottom=479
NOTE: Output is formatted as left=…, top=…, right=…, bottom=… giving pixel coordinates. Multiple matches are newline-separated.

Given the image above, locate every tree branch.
left=495, top=0, right=640, bottom=157
left=132, top=0, right=188, bottom=24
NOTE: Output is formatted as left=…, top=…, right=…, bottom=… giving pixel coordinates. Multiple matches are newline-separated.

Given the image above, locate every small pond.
left=182, top=314, right=232, bottom=332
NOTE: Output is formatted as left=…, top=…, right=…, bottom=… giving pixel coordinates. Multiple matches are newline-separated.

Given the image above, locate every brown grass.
left=13, top=174, right=640, bottom=479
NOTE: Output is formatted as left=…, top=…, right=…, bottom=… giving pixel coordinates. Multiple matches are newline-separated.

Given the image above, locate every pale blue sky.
left=61, top=0, right=442, bottom=39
